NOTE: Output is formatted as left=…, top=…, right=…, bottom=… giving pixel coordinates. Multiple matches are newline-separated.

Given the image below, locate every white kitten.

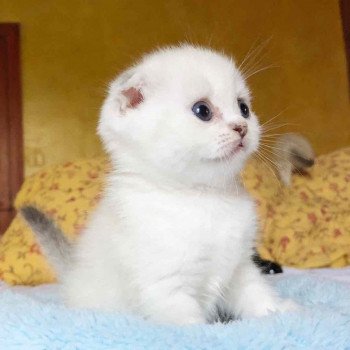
left=22, top=45, right=297, bottom=324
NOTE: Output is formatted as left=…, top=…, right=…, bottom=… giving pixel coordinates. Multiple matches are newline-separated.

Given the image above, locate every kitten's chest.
left=122, top=187, right=256, bottom=250
left=128, top=189, right=256, bottom=300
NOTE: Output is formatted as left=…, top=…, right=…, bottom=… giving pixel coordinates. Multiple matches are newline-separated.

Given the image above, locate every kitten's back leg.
left=63, top=263, right=125, bottom=312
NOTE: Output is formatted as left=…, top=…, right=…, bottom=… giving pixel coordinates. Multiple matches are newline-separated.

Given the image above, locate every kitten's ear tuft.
left=122, top=87, right=144, bottom=109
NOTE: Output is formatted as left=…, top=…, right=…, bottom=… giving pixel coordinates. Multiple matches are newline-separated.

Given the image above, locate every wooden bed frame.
left=0, top=23, right=23, bottom=234
left=340, top=0, right=350, bottom=93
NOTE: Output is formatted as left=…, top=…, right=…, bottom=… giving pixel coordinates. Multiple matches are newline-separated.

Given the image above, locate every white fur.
left=63, top=45, right=297, bottom=324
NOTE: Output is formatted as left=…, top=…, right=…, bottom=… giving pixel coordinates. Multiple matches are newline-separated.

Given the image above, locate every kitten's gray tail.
left=274, top=133, right=315, bottom=185
left=20, top=206, right=73, bottom=279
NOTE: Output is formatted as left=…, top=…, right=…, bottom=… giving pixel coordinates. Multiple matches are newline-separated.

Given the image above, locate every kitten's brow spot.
left=212, top=106, right=223, bottom=121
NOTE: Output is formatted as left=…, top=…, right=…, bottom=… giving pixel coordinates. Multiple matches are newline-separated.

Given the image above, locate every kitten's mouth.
left=208, top=141, right=245, bottom=162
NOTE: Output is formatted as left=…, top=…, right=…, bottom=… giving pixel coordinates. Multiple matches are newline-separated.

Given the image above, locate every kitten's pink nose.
left=232, top=123, right=247, bottom=138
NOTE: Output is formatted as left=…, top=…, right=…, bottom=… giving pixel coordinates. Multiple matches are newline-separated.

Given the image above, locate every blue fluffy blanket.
left=0, top=275, right=350, bottom=349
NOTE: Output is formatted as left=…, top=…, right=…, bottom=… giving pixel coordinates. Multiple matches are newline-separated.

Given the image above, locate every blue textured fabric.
left=0, top=275, right=349, bottom=349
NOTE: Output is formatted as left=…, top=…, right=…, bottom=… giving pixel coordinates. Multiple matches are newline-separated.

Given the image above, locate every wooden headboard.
left=0, top=23, right=23, bottom=234
left=340, top=0, right=350, bottom=94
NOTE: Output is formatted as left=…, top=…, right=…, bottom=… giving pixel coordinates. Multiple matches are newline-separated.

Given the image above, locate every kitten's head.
left=99, top=45, right=260, bottom=188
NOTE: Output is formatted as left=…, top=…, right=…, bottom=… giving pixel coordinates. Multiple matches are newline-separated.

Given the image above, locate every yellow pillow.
left=1, top=148, right=350, bottom=285
left=0, top=215, right=56, bottom=285
left=243, top=147, right=350, bottom=268
left=0, top=158, right=108, bottom=285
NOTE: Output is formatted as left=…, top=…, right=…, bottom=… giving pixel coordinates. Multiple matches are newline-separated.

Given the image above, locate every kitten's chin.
left=205, top=142, right=246, bottom=163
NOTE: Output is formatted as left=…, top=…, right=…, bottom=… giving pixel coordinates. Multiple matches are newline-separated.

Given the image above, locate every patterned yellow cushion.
left=0, top=158, right=109, bottom=285
left=243, top=147, right=350, bottom=268
left=1, top=148, right=349, bottom=285
left=0, top=216, right=56, bottom=285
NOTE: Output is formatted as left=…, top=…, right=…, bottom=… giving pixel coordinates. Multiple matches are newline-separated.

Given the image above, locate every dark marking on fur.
left=252, top=251, right=283, bottom=274
left=20, top=206, right=73, bottom=277
left=291, top=149, right=315, bottom=168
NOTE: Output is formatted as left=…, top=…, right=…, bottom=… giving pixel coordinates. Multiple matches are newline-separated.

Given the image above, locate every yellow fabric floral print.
left=244, top=147, right=350, bottom=268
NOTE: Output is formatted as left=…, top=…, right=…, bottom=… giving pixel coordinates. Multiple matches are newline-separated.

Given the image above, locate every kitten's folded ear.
left=98, top=67, right=146, bottom=153
left=110, top=68, right=145, bottom=115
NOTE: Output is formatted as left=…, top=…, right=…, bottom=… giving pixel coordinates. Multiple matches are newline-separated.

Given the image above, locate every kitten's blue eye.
left=192, top=101, right=212, bottom=122
left=238, top=99, right=250, bottom=118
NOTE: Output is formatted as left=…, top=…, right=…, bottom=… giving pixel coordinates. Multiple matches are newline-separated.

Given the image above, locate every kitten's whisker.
left=239, top=37, right=272, bottom=75
left=242, top=43, right=274, bottom=77
left=260, top=139, right=288, bottom=144
left=260, top=107, right=290, bottom=128
left=245, top=64, right=279, bottom=79
left=255, top=158, right=282, bottom=192
left=259, top=144, right=290, bottom=158
left=255, top=152, right=277, bottom=176
left=261, top=123, right=297, bottom=133
left=242, top=50, right=270, bottom=79
left=255, top=150, right=283, bottom=189
left=263, top=122, right=298, bottom=129
left=257, top=150, right=281, bottom=171
left=260, top=143, right=303, bottom=174
left=238, top=37, right=262, bottom=72
left=260, top=133, right=291, bottom=138
left=206, top=33, right=214, bottom=47
left=259, top=143, right=290, bottom=153
left=259, top=146, right=303, bottom=177
left=239, top=38, right=266, bottom=73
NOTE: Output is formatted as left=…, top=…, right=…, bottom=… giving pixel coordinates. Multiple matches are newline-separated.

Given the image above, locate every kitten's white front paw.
left=141, top=292, right=206, bottom=325
left=241, top=298, right=300, bottom=319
